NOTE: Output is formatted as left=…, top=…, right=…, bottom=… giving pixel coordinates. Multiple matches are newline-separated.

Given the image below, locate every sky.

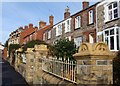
left=0, top=0, right=98, bottom=45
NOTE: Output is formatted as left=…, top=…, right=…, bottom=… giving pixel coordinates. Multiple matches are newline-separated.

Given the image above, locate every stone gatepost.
left=25, top=48, right=35, bottom=84
left=15, top=48, right=22, bottom=71
left=73, top=42, right=115, bottom=85
left=33, top=44, right=48, bottom=84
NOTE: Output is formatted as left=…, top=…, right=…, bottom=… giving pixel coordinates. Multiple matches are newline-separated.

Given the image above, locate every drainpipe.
left=96, top=4, right=98, bottom=43
left=118, top=27, right=120, bottom=50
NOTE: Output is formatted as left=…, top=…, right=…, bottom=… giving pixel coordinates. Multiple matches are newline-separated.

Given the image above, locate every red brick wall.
left=20, top=24, right=38, bottom=45
left=83, top=29, right=96, bottom=43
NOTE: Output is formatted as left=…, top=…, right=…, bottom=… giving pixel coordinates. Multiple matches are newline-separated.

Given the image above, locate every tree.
left=113, top=50, right=120, bottom=85
left=51, top=39, right=77, bottom=61
left=22, top=40, right=47, bottom=52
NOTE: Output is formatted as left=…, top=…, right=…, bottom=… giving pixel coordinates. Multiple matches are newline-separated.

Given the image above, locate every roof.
left=36, top=24, right=52, bottom=40
left=43, top=2, right=99, bottom=32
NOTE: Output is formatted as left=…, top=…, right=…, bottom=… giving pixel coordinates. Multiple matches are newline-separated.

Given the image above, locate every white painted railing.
left=42, top=57, right=77, bottom=83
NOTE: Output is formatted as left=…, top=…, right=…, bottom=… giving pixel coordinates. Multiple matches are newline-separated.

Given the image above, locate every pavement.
left=0, top=57, right=29, bottom=86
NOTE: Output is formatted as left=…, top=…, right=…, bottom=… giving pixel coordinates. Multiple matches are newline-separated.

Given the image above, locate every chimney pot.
left=64, top=6, right=70, bottom=19
left=49, top=15, right=54, bottom=25
left=29, top=24, right=33, bottom=28
left=24, top=26, right=28, bottom=29
left=82, top=1, right=89, bottom=10
left=39, top=21, right=46, bottom=29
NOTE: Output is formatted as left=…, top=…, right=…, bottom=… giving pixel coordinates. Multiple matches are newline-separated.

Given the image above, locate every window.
left=43, top=33, right=45, bottom=41
left=75, top=16, right=81, bottom=29
left=105, top=1, right=119, bottom=22
left=108, top=2, right=118, bottom=20
left=89, top=33, right=94, bottom=43
left=48, top=30, right=51, bottom=39
left=103, top=27, right=119, bottom=51
left=56, top=24, right=62, bottom=36
left=74, top=36, right=82, bottom=48
left=65, top=36, right=71, bottom=41
left=65, top=19, right=71, bottom=33
left=30, top=35, right=32, bottom=41
left=88, top=10, right=94, bottom=24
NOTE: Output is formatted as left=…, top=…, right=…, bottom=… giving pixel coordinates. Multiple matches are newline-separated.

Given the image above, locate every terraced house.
left=96, top=0, right=120, bottom=51
left=8, top=27, right=24, bottom=46
left=43, top=1, right=98, bottom=48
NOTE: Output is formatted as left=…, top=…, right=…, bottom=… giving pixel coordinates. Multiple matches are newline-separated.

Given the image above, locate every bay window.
left=103, top=27, right=119, bottom=51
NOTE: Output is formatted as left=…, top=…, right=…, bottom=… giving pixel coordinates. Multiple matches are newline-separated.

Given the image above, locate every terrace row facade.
left=43, top=0, right=120, bottom=51
left=7, top=0, right=120, bottom=52
left=8, top=15, right=54, bottom=46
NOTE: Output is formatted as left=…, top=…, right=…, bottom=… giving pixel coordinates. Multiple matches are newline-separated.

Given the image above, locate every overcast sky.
left=0, top=0, right=97, bottom=44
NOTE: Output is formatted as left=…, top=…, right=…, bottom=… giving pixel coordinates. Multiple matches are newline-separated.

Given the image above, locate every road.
left=0, top=57, right=29, bottom=86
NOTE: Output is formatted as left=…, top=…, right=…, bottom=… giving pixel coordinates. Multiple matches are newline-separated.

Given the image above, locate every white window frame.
left=43, top=33, right=45, bottom=41
left=104, top=1, right=119, bottom=22
left=103, top=26, right=120, bottom=51
left=89, top=10, right=94, bottom=24
left=56, top=24, right=62, bottom=37
left=48, top=30, right=51, bottom=39
left=75, top=16, right=81, bottom=29
left=30, top=35, right=32, bottom=41
left=65, top=36, right=71, bottom=41
left=74, top=36, right=82, bottom=48
left=65, top=18, right=71, bottom=33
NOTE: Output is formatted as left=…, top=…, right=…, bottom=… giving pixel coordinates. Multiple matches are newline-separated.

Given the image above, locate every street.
left=0, top=57, right=29, bottom=86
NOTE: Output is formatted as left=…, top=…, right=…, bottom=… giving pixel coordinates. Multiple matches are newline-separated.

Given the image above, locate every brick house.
left=8, top=27, right=24, bottom=46
left=71, top=1, right=98, bottom=47
left=96, top=0, right=120, bottom=51
left=36, top=15, right=54, bottom=41
left=20, top=24, right=38, bottom=46
left=43, top=1, right=98, bottom=48
left=43, top=6, right=72, bottom=45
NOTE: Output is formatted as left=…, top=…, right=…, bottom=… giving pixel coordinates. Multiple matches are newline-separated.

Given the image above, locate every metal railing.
left=42, top=57, right=113, bottom=84
left=42, top=57, right=77, bottom=83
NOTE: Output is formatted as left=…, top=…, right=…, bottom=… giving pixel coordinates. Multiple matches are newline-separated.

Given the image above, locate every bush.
left=51, top=39, right=77, bottom=61
left=22, top=40, right=47, bottom=52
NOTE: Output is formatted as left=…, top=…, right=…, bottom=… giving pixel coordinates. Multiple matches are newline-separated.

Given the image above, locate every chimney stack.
left=24, top=25, right=28, bottom=29
left=39, top=21, right=46, bottom=29
left=29, top=24, right=33, bottom=28
left=49, top=15, right=54, bottom=25
left=82, top=1, right=89, bottom=10
left=64, top=6, right=70, bottom=19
